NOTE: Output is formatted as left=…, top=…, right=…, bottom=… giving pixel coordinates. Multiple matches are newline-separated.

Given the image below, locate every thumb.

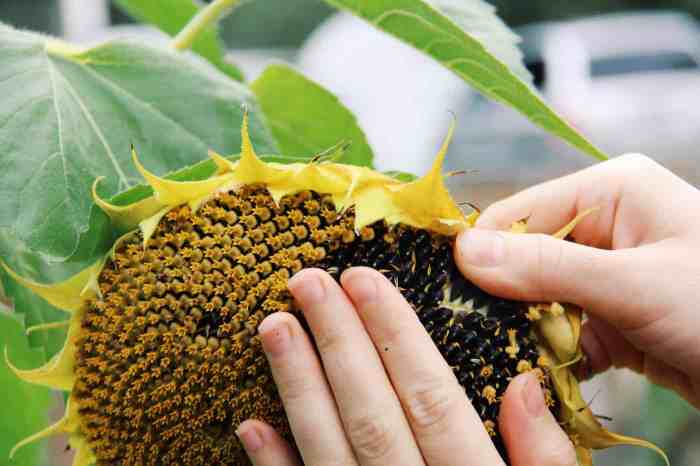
left=454, top=228, right=639, bottom=325
left=499, top=373, right=577, bottom=466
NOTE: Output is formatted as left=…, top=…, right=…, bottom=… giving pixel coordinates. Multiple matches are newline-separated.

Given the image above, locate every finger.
left=641, top=355, right=698, bottom=408
left=475, top=161, right=622, bottom=248
left=499, top=373, right=577, bottom=466
left=474, top=154, right=679, bottom=249
left=341, top=267, right=504, bottom=466
left=288, top=269, right=424, bottom=466
left=237, top=420, right=303, bottom=466
left=454, top=228, right=645, bottom=323
left=258, top=312, right=357, bottom=466
left=581, top=318, right=699, bottom=407
left=583, top=317, right=644, bottom=374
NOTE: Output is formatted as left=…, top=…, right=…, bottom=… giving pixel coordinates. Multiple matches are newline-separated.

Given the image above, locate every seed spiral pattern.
left=73, top=185, right=556, bottom=465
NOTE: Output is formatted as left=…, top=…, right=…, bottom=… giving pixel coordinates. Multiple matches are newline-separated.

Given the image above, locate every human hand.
left=236, top=267, right=577, bottom=466
left=454, top=154, right=700, bottom=408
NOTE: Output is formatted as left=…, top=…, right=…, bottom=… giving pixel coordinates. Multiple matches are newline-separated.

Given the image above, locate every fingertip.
left=499, top=372, right=537, bottom=428
left=500, top=373, right=577, bottom=466
left=237, top=420, right=302, bottom=466
left=341, top=266, right=405, bottom=309
left=259, top=312, right=299, bottom=358
left=340, top=266, right=380, bottom=303
left=454, top=230, right=530, bottom=302
left=455, top=228, right=507, bottom=268
left=237, top=420, right=267, bottom=453
left=288, top=267, right=340, bottom=307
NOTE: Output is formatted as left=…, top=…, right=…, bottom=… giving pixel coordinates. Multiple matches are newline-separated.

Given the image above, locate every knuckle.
left=346, top=413, right=395, bottom=460
left=403, top=378, right=454, bottom=433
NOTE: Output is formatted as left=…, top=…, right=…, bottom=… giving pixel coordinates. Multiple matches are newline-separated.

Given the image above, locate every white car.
left=450, top=11, right=700, bottom=193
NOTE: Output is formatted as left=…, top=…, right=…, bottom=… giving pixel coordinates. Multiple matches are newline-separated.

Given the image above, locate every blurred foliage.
left=0, top=309, right=52, bottom=466
left=112, top=0, right=334, bottom=48
left=220, top=0, right=333, bottom=48
left=491, top=0, right=700, bottom=26
left=0, top=1, right=696, bottom=48
left=218, top=0, right=700, bottom=48
left=0, top=0, right=61, bottom=34
left=112, top=0, right=700, bottom=48
left=114, top=0, right=245, bottom=81
left=624, top=383, right=698, bottom=466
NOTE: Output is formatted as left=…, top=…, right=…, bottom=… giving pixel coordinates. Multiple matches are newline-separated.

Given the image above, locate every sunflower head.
left=4, top=115, right=665, bottom=466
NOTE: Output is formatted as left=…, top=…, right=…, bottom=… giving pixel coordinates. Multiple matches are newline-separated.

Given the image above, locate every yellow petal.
left=575, top=445, right=593, bottom=466
left=70, top=434, right=97, bottom=466
left=5, top=309, right=83, bottom=390
left=0, top=260, right=103, bottom=313
left=132, top=146, right=233, bottom=206
left=139, top=208, right=170, bottom=247
left=553, top=207, right=600, bottom=239
left=464, top=211, right=479, bottom=227
left=10, top=416, right=70, bottom=459
left=509, top=220, right=529, bottom=233
left=390, top=121, right=466, bottom=232
left=537, top=304, right=581, bottom=363
left=354, top=184, right=399, bottom=231
left=208, top=149, right=235, bottom=174
left=538, top=314, right=668, bottom=465
left=10, top=397, right=81, bottom=459
left=92, top=177, right=164, bottom=231
left=231, top=113, right=288, bottom=186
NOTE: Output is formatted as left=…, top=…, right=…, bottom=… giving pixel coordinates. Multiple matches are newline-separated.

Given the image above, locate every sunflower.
left=4, top=114, right=663, bottom=466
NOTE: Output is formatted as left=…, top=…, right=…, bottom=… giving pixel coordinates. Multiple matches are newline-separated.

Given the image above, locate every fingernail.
left=458, top=229, right=506, bottom=267
left=236, top=423, right=264, bottom=453
left=259, top=316, right=292, bottom=358
left=288, top=269, right=325, bottom=305
left=342, top=268, right=378, bottom=306
left=522, top=373, right=546, bottom=418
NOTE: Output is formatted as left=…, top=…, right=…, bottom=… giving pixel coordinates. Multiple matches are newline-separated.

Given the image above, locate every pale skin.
left=236, top=154, right=700, bottom=465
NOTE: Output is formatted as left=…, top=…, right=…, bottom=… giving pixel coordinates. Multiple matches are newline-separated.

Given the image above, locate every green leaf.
left=251, top=64, right=374, bottom=167
left=0, top=311, right=52, bottom=466
left=114, top=0, right=245, bottom=82
left=0, top=231, right=72, bottom=361
left=0, top=23, right=276, bottom=263
left=323, top=0, right=608, bottom=161
left=384, top=170, right=417, bottom=182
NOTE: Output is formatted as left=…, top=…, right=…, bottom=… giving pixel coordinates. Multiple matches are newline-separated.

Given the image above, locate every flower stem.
left=172, top=0, right=243, bottom=51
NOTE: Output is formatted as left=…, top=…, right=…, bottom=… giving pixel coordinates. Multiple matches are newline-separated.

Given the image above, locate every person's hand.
left=454, top=154, right=700, bottom=408
left=236, top=267, right=577, bottom=466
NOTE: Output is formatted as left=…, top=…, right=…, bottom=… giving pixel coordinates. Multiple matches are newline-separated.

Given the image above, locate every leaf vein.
left=75, top=63, right=210, bottom=156
left=47, top=57, right=131, bottom=190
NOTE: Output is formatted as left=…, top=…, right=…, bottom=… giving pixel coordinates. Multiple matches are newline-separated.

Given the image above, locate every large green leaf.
left=114, top=0, right=245, bottom=82
left=0, top=310, right=52, bottom=466
left=323, top=0, right=608, bottom=161
left=0, top=230, right=73, bottom=360
left=251, top=64, right=374, bottom=167
left=0, top=23, right=276, bottom=263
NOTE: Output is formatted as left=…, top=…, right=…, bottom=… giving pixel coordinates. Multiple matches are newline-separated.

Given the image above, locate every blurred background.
left=1, top=1, right=699, bottom=465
